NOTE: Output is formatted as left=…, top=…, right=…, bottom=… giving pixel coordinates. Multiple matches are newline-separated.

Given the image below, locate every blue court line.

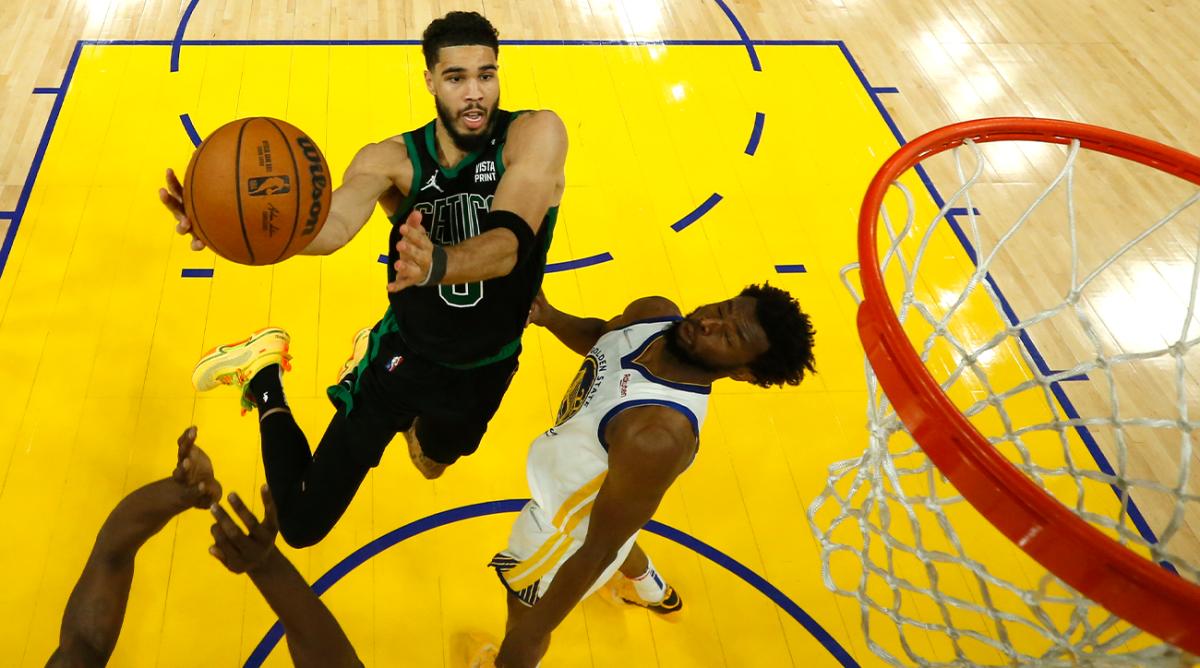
left=170, top=0, right=202, bottom=72
left=546, top=252, right=613, bottom=273
left=775, top=264, right=807, bottom=273
left=0, top=38, right=801, bottom=289
left=745, top=112, right=766, bottom=156
left=0, top=41, right=83, bottom=283
left=711, top=0, right=762, bottom=71
left=86, top=38, right=844, bottom=47
left=0, top=212, right=14, bottom=220
left=648, top=522, right=859, bottom=667
left=941, top=211, right=1091, bottom=385
left=244, top=500, right=857, bottom=667
left=943, top=208, right=1083, bottom=382
left=671, top=193, right=723, bottom=232
left=1048, top=369, right=1089, bottom=381
left=377, top=255, right=388, bottom=264
left=181, top=268, right=213, bottom=278
left=837, top=41, right=1169, bottom=560
left=870, top=86, right=900, bottom=94
left=32, top=87, right=61, bottom=95
left=179, top=113, right=202, bottom=147
left=500, top=39, right=743, bottom=46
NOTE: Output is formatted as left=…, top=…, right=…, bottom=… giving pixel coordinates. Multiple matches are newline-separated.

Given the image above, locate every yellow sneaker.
left=468, top=635, right=498, bottom=668
left=191, top=327, right=292, bottom=414
left=335, top=327, right=372, bottom=384
left=449, top=631, right=499, bottom=668
left=604, top=572, right=684, bottom=619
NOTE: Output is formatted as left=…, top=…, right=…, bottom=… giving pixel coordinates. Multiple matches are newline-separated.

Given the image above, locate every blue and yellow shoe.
left=191, top=327, right=292, bottom=415
left=335, top=327, right=372, bottom=384
left=606, top=573, right=684, bottom=618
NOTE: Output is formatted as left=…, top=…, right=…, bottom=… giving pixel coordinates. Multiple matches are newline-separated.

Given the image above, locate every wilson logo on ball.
left=297, top=136, right=328, bottom=236
left=246, top=175, right=291, bottom=197
left=183, top=117, right=331, bottom=265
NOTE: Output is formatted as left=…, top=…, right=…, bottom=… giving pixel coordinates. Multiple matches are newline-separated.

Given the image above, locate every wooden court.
left=1, top=1, right=1198, bottom=666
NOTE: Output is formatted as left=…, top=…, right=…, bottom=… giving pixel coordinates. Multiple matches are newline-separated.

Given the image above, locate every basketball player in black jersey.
left=159, top=12, right=567, bottom=548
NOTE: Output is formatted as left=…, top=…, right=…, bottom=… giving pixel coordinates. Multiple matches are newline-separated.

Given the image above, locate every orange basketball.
left=183, top=117, right=332, bottom=265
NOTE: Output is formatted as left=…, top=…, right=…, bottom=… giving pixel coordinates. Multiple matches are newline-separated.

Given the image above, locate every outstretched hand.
left=388, top=210, right=433, bottom=293
left=172, top=426, right=221, bottom=508
left=208, top=485, right=280, bottom=574
left=526, top=289, right=551, bottom=328
left=159, top=168, right=206, bottom=252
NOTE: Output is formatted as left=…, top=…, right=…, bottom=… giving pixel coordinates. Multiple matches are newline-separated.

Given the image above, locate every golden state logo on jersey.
left=555, top=350, right=606, bottom=426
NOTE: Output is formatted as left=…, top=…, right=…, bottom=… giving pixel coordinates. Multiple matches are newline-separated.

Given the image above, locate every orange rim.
left=857, top=117, right=1200, bottom=653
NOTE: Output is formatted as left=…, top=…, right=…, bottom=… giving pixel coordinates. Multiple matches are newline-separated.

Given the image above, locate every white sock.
left=630, top=557, right=667, bottom=603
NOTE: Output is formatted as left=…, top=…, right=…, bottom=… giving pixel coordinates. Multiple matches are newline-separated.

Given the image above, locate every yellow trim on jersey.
left=502, top=473, right=607, bottom=590
left=553, top=472, right=606, bottom=528
left=503, top=530, right=566, bottom=589
left=501, top=467, right=604, bottom=587
left=503, top=530, right=572, bottom=590
left=504, top=499, right=597, bottom=590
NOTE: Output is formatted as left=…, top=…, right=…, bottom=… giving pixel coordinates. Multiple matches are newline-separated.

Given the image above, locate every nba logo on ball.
left=246, top=175, right=291, bottom=197
left=387, top=356, right=404, bottom=372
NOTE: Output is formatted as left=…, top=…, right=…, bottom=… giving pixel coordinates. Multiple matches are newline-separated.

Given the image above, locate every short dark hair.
left=421, top=11, right=500, bottom=70
left=741, top=283, right=816, bottom=388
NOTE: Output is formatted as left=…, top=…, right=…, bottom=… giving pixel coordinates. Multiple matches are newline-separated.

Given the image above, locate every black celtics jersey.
left=387, top=110, right=557, bottom=367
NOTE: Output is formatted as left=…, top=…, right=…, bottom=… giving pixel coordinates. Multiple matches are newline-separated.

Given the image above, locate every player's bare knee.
left=419, top=468, right=443, bottom=480
left=404, top=429, right=425, bottom=459
left=416, top=460, right=447, bottom=480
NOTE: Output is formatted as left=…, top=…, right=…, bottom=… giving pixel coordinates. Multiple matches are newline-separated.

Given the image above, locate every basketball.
left=182, top=117, right=332, bottom=265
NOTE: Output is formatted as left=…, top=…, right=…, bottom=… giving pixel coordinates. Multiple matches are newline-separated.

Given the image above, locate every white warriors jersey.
left=529, top=318, right=711, bottom=522
left=493, top=318, right=711, bottom=603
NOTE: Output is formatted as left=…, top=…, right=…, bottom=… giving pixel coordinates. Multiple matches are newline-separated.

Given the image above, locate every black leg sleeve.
left=260, top=405, right=398, bottom=548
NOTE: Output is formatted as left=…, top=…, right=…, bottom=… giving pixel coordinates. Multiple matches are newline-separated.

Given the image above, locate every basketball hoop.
left=811, top=117, right=1200, bottom=665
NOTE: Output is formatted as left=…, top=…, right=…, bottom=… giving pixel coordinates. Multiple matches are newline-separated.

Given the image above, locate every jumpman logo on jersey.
left=421, top=173, right=443, bottom=193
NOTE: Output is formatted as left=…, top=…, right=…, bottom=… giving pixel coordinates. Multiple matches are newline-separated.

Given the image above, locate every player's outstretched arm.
left=496, top=406, right=694, bottom=668
left=208, top=487, right=362, bottom=668
left=526, top=290, right=606, bottom=356
left=301, top=140, right=409, bottom=256
left=529, top=291, right=683, bottom=357
left=48, top=427, right=221, bottom=668
left=388, top=111, right=567, bottom=292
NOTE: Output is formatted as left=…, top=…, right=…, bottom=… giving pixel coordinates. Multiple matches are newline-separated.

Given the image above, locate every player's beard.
left=663, top=317, right=724, bottom=374
left=435, top=95, right=500, bottom=153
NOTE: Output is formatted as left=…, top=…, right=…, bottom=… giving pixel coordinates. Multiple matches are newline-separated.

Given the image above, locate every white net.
left=808, top=135, right=1200, bottom=666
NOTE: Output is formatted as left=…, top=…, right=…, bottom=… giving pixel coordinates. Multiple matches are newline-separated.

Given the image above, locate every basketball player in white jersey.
left=489, top=285, right=816, bottom=667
